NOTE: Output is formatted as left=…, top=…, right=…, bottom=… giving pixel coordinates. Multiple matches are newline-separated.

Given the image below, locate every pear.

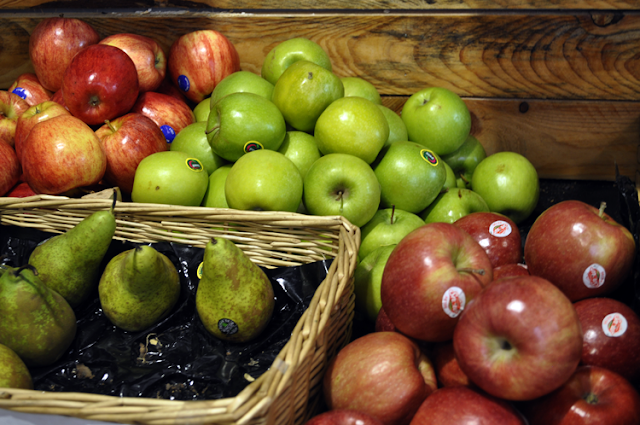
left=0, top=343, right=33, bottom=389
left=98, top=245, right=181, bottom=332
left=196, top=237, right=275, bottom=343
left=28, top=193, right=117, bottom=308
left=0, top=264, right=77, bottom=367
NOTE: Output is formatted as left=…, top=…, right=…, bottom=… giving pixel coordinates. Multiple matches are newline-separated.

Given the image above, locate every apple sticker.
left=488, top=220, right=512, bottom=237
left=160, top=124, right=177, bottom=143
left=420, top=149, right=439, bottom=166
left=244, top=141, right=264, bottom=153
left=186, top=158, right=204, bottom=172
left=583, top=263, right=606, bottom=289
left=602, top=312, right=628, bottom=337
left=11, top=87, right=28, bottom=100
left=442, top=286, right=465, bottom=318
left=177, top=74, right=190, bottom=93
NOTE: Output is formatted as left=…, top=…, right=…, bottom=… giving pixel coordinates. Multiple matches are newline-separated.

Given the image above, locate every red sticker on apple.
left=489, top=220, right=512, bottom=237
left=244, top=141, right=264, bottom=153
left=420, top=149, right=439, bottom=166
left=602, top=312, right=627, bottom=337
left=583, top=263, right=606, bottom=289
left=442, top=286, right=466, bottom=318
left=186, top=158, right=204, bottom=172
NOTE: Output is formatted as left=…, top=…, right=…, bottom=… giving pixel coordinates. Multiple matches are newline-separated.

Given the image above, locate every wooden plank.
left=3, top=12, right=640, bottom=101
left=382, top=96, right=640, bottom=181
left=0, top=0, right=639, bottom=10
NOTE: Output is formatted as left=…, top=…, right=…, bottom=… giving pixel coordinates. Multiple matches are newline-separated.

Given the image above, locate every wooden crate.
left=1, top=0, right=640, bottom=423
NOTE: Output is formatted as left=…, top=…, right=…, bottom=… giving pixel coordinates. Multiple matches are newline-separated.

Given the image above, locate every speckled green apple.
left=261, top=37, right=332, bottom=85
left=421, top=188, right=490, bottom=224
left=201, top=164, right=232, bottom=208
left=354, top=244, right=396, bottom=323
left=341, top=76, right=382, bottom=104
left=441, top=134, right=487, bottom=189
left=359, top=207, right=425, bottom=262
left=378, top=104, right=408, bottom=148
left=209, top=70, right=274, bottom=107
left=170, top=121, right=226, bottom=175
left=277, top=131, right=321, bottom=179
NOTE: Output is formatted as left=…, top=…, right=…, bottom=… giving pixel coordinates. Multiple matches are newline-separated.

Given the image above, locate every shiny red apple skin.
left=573, top=297, right=640, bottom=383
left=305, top=409, right=384, bottom=425
left=8, top=73, right=53, bottom=107
left=431, top=341, right=474, bottom=388
left=454, top=211, right=523, bottom=268
left=14, top=100, right=70, bottom=161
left=21, top=115, right=107, bottom=195
left=323, top=331, right=437, bottom=425
left=453, top=275, right=583, bottom=401
left=28, top=17, right=100, bottom=92
left=410, top=386, right=526, bottom=425
left=99, top=33, right=167, bottom=93
left=492, top=263, right=529, bottom=281
left=374, top=306, right=397, bottom=333
left=62, top=44, right=140, bottom=126
left=524, top=200, right=636, bottom=302
left=95, top=112, right=168, bottom=194
left=167, top=29, right=241, bottom=103
left=0, top=90, right=30, bottom=147
left=130, top=91, right=195, bottom=144
left=0, top=139, right=21, bottom=197
left=5, top=181, right=36, bottom=198
left=380, top=222, right=493, bottom=342
left=522, top=365, right=640, bottom=425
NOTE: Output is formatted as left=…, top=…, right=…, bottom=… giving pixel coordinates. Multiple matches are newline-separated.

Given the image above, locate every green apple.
left=401, top=86, right=471, bottom=156
left=225, top=149, right=303, bottom=212
left=354, top=244, right=396, bottom=323
left=471, top=151, right=540, bottom=224
left=201, top=164, right=232, bottom=208
left=209, top=70, right=275, bottom=107
left=372, top=141, right=446, bottom=214
left=420, top=187, right=490, bottom=224
left=193, top=97, right=211, bottom=122
left=341, top=76, right=382, bottom=105
left=206, top=92, right=287, bottom=162
left=378, top=104, right=408, bottom=148
left=131, top=150, right=209, bottom=206
left=303, top=153, right=381, bottom=227
left=314, top=96, right=389, bottom=164
left=442, top=160, right=457, bottom=190
left=271, top=60, right=344, bottom=132
left=261, top=37, right=332, bottom=85
left=358, top=207, right=425, bottom=262
left=441, top=134, right=487, bottom=189
left=170, top=121, right=226, bottom=175
left=277, top=131, right=321, bottom=179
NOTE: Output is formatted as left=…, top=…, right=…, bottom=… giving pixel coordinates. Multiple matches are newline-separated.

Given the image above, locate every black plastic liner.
left=0, top=227, right=332, bottom=400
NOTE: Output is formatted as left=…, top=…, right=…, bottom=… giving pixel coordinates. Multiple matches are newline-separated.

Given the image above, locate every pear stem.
left=14, top=264, right=38, bottom=277
left=598, top=201, right=607, bottom=218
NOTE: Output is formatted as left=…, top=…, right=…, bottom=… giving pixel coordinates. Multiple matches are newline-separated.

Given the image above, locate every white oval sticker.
left=489, top=220, right=512, bottom=237
left=602, top=312, right=627, bottom=337
left=583, top=263, right=606, bottom=289
left=442, top=286, right=466, bottom=318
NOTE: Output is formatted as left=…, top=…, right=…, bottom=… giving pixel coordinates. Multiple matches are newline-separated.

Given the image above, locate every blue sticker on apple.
left=160, top=125, right=176, bottom=143
left=177, top=75, right=190, bottom=93
left=11, top=87, right=27, bottom=100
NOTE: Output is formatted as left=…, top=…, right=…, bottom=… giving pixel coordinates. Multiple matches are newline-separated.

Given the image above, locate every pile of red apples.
left=317, top=200, right=640, bottom=425
left=0, top=17, right=238, bottom=197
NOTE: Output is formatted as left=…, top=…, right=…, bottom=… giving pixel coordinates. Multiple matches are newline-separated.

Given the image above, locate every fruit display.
left=0, top=11, right=639, bottom=425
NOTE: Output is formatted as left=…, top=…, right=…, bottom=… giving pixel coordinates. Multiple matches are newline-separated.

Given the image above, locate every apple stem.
left=459, top=173, right=470, bottom=184
left=598, top=201, right=607, bottom=218
left=110, top=188, right=117, bottom=213
left=583, top=392, right=599, bottom=405
left=105, top=119, right=117, bottom=133
left=457, top=267, right=485, bottom=276
left=390, top=205, right=396, bottom=225
left=335, top=190, right=344, bottom=212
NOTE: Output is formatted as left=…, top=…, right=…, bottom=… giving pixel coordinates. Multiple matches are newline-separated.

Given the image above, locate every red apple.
left=51, top=89, right=68, bottom=109
left=62, top=44, right=140, bottom=126
left=0, top=139, right=21, bottom=197
left=21, top=115, right=107, bottom=195
left=99, top=33, right=167, bottom=93
left=28, top=17, right=100, bottom=92
left=409, top=386, right=526, bottom=425
left=323, top=331, right=437, bottom=425
left=14, top=100, right=71, bottom=161
left=492, top=263, right=530, bottom=281
left=380, top=222, right=493, bottom=342
left=8, top=73, right=53, bottom=106
left=374, top=306, right=397, bottom=333
left=521, top=365, right=640, bottom=425
left=453, top=275, right=583, bottom=401
left=95, top=112, right=168, bottom=194
left=573, top=297, right=640, bottom=383
left=431, top=341, right=474, bottom=388
left=167, top=29, right=240, bottom=103
left=524, top=200, right=636, bottom=302
left=5, top=181, right=36, bottom=198
left=0, top=90, right=30, bottom=147
left=130, top=91, right=195, bottom=144
left=156, top=74, right=188, bottom=102
left=454, top=211, right=523, bottom=268
left=305, top=410, right=384, bottom=425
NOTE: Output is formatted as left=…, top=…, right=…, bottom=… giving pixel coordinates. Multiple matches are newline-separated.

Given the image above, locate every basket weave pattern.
left=0, top=195, right=360, bottom=425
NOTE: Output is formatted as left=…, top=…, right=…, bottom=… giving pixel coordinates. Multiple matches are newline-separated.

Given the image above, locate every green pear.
left=0, top=343, right=33, bottom=389
left=98, top=245, right=181, bottom=332
left=0, top=264, right=77, bottom=367
left=196, top=237, right=275, bottom=343
left=28, top=196, right=117, bottom=308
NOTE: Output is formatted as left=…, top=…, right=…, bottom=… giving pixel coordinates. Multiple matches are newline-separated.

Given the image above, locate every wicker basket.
left=0, top=194, right=361, bottom=425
